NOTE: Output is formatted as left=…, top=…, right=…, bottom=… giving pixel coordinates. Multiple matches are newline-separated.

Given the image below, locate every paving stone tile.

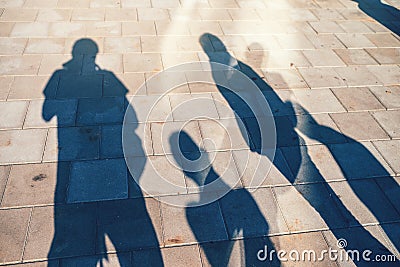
left=334, top=48, right=378, bottom=65
left=275, top=33, right=315, bottom=49
left=154, top=21, right=191, bottom=36
left=291, top=113, right=347, bottom=145
left=8, top=260, right=59, bottom=266
left=329, top=141, right=394, bottom=179
left=367, top=65, right=400, bottom=85
left=57, top=0, right=90, bottom=8
left=68, top=159, right=127, bottom=203
left=0, top=164, right=10, bottom=201
left=309, top=21, right=345, bottom=33
left=123, top=53, right=163, bottom=72
left=8, top=75, right=51, bottom=100
left=335, top=33, right=376, bottom=48
left=375, top=177, right=400, bottom=215
left=97, top=198, right=163, bottom=252
left=292, top=89, right=345, bottom=114
left=57, top=73, right=102, bottom=99
left=151, top=120, right=202, bottom=155
left=0, top=8, right=38, bottom=21
left=233, top=148, right=292, bottom=187
left=273, top=185, right=327, bottom=232
left=23, top=0, right=57, bottom=8
left=0, top=55, right=41, bottom=75
left=161, top=200, right=227, bottom=245
left=329, top=180, right=399, bottom=225
left=0, top=129, right=47, bottom=164
left=0, top=208, right=31, bottom=264
left=198, top=118, right=250, bottom=151
left=137, top=8, right=169, bottom=20
left=43, top=127, right=100, bottom=162
left=49, top=22, right=86, bottom=37
left=0, top=76, right=12, bottom=100
left=243, top=50, right=310, bottom=69
left=127, top=154, right=186, bottom=196
left=241, top=35, right=281, bottom=51
left=36, top=9, right=71, bottom=22
left=0, top=101, right=28, bottom=129
left=131, top=248, right=164, bottom=266
left=221, top=187, right=289, bottom=238
left=151, top=0, right=180, bottom=8
left=113, top=72, right=146, bottom=96
left=298, top=67, right=346, bottom=88
left=169, top=93, right=219, bottom=121
left=76, top=97, right=125, bottom=126
left=129, top=94, right=172, bottom=122
left=86, top=21, right=121, bottom=37
left=71, top=8, right=105, bottom=21
left=145, top=71, right=187, bottom=94
left=228, top=8, right=260, bottom=21
left=334, top=66, right=382, bottom=87
left=339, top=8, right=371, bottom=19
left=372, top=110, right=400, bottom=138
left=188, top=21, right=223, bottom=35
left=25, top=38, right=65, bottom=54
left=0, top=21, right=14, bottom=36
left=332, top=87, right=384, bottom=111
left=24, top=204, right=97, bottom=260
left=369, top=85, right=400, bottom=109
left=337, top=20, right=374, bottom=33
left=331, top=112, right=389, bottom=141
left=121, top=21, right=156, bottom=36
left=161, top=53, right=199, bottom=69
left=263, top=69, right=307, bottom=89
left=25, top=99, right=77, bottom=128
left=373, top=140, right=400, bottom=175
left=90, top=0, right=121, bottom=8
left=310, top=8, right=345, bottom=20
left=302, top=49, right=346, bottom=67
left=38, top=54, right=70, bottom=75
left=105, top=8, right=137, bottom=21
left=11, top=22, right=49, bottom=37
left=61, top=253, right=130, bottom=266
left=104, top=37, right=140, bottom=53
left=0, top=37, right=27, bottom=55
left=162, top=245, right=202, bottom=267
left=366, top=48, right=400, bottom=64
left=365, top=33, right=400, bottom=48
left=1, top=162, right=69, bottom=207
left=0, top=0, right=25, bottom=7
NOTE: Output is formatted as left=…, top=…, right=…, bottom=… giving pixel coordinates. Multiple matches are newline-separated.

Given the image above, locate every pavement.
left=0, top=0, right=400, bottom=266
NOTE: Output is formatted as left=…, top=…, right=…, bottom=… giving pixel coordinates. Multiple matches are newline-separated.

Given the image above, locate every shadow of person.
left=199, top=33, right=397, bottom=264
left=42, top=38, right=163, bottom=266
left=352, top=0, right=400, bottom=35
left=169, top=131, right=280, bottom=266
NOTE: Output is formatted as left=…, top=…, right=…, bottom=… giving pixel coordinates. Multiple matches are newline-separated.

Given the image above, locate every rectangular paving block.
left=369, top=86, right=400, bottom=109
left=372, top=110, right=400, bottom=138
left=25, top=38, right=65, bottom=54
left=43, top=127, right=100, bottom=162
left=24, top=204, right=97, bottom=260
left=161, top=245, right=202, bottom=267
left=60, top=253, right=130, bottom=266
left=0, top=37, right=27, bottom=55
left=373, top=140, right=400, bottom=175
left=36, top=9, right=71, bottom=22
left=293, top=88, right=346, bottom=114
left=76, top=97, right=125, bottom=126
left=68, top=159, right=127, bottom=203
left=0, top=129, right=47, bottom=164
left=0, top=8, right=38, bottom=21
left=335, top=33, right=376, bottom=48
left=302, top=49, right=346, bottom=67
left=0, top=55, right=41, bottom=75
left=334, top=48, right=379, bottom=65
left=129, top=94, right=172, bottom=122
left=367, top=65, right=400, bottom=85
left=331, top=87, right=384, bottom=111
left=0, top=76, right=13, bottom=100
left=11, top=22, right=49, bottom=37
left=97, top=198, right=163, bottom=252
left=375, top=177, right=400, bottom=215
left=169, top=93, right=219, bottom=121
left=334, top=66, right=383, bottom=87
left=161, top=199, right=227, bottom=246
left=365, top=48, right=400, bottom=64
left=57, top=73, right=103, bottom=99
left=8, top=75, right=51, bottom=100
left=298, top=67, right=346, bottom=88
left=0, top=101, right=28, bottom=129
left=123, top=53, right=163, bottom=73
left=0, top=208, right=31, bottom=264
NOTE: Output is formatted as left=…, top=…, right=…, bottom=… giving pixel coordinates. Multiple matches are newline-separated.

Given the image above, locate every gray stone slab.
left=332, top=87, right=385, bottom=111
left=298, top=67, right=346, bottom=88
left=334, top=66, right=382, bottom=87
left=131, top=248, right=164, bottom=267
left=161, top=199, right=227, bottom=246
left=0, top=129, right=47, bottom=164
left=369, top=85, right=400, bottom=109
left=24, top=204, right=97, bottom=260
left=43, top=127, right=100, bottom=162
left=161, top=245, right=202, bottom=267
left=372, top=110, right=400, bottom=138
left=0, top=101, right=28, bottom=129
left=68, top=159, right=127, bottom=203
left=57, top=74, right=103, bottom=99
left=330, top=141, right=394, bottom=179
left=0, top=165, right=10, bottom=202
left=1, top=162, right=69, bottom=207
left=373, top=140, right=400, bottom=175
left=375, top=177, right=400, bottom=215
left=76, top=97, right=125, bottom=126
left=169, top=93, right=219, bottom=121
left=60, top=253, right=131, bottom=267
left=96, top=198, right=163, bottom=252
left=25, top=99, right=77, bottom=128
left=8, top=75, right=51, bottom=100
left=0, top=208, right=31, bottom=264
left=330, top=112, right=389, bottom=141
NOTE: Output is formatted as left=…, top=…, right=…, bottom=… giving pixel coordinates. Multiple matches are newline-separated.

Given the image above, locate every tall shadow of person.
left=352, top=0, right=400, bottom=35
left=170, top=131, right=280, bottom=266
left=42, top=39, right=163, bottom=266
left=199, top=33, right=397, bottom=264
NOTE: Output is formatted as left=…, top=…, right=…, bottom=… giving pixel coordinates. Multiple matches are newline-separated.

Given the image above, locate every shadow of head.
left=72, top=38, right=99, bottom=57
